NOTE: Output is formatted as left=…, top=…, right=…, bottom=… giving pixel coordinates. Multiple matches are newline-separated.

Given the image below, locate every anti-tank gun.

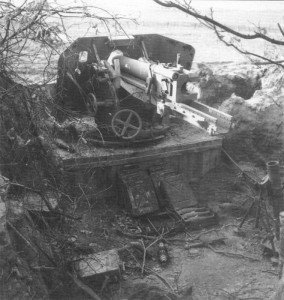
left=57, top=35, right=232, bottom=142
left=107, top=50, right=232, bottom=139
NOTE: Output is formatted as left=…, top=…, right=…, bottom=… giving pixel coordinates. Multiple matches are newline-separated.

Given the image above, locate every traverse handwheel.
left=111, top=109, right=142, bottom=140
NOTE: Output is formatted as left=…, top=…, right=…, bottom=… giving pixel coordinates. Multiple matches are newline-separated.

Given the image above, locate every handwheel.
left=86, top=93, right=98, bottom=116
left=111, top=109, right=142, bottom=140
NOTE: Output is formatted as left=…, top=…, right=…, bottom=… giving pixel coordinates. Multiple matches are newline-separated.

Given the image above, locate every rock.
left=188, top=248, right=200, bottom=255
left=54, top=138, right=75, bottom=153
left=270, top=257, right=279, bottom=267
left=68, top=236, right=77, bottom=243
left=184, top=243, right=190, bottom=250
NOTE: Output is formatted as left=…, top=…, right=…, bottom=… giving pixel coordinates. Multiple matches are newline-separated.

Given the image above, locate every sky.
left=11, top=0, right=284, bottom=25
left=53, top=0, right=284, bottom=11
left=51, top=0, right=284, bottom=26
left=10, top=0, right=284, bottom=62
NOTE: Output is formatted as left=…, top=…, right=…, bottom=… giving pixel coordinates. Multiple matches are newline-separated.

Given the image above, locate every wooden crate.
left=73, top=249, right=120, bottom=284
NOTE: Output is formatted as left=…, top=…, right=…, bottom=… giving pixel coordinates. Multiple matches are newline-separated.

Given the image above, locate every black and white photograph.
left=0, top=0, right=284, bottom=299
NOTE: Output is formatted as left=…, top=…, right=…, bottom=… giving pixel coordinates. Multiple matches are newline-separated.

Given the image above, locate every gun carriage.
left=57, top=34, right=232, bottom=143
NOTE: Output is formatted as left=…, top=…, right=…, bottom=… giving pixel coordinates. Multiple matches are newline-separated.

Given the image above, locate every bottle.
left=158, top=241, right=169, bottom=265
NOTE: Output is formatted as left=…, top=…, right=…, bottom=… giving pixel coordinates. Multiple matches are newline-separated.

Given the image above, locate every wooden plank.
left=52, top=121, right=223, bottom=170
left=187, top=152, right=195, bottom=182
left=63, top=137, right=222, bottom=164
left=178, top=153, right=188, bottom=176
left=202, top=149, right=211, bottom=175
left=62, top=142, right=222, bottom=170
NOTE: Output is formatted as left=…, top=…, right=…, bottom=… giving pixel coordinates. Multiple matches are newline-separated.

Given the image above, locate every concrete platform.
left=54, top=121, right=222, bottom=169
left=52, top=120, right=223, bottom=201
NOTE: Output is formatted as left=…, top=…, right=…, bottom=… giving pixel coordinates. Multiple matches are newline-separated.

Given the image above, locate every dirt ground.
left=2, top=46, right=283, bottom=300
left=52, top=162, right=278, bottom=300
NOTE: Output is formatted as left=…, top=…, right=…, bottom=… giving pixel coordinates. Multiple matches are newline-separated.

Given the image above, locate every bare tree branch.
left=278, top=23, right=284, bottom=38
left=153, top=0, right=284, bottom=67
left=213, top=24, right=284, bottom=69
left=0, top=0, right=135, bottom=84
left=153, top=0, right=284, bottom=46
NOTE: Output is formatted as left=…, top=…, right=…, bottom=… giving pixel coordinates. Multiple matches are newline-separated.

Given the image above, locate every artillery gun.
left=54, top=34, right=230, bottom=217
left=57, top=34, right=232, bottom=143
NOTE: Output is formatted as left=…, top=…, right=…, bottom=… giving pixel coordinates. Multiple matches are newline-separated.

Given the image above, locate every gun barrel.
left=119, top=56, right=179, bottom=81
left=119, top=56, right=150, bottom=80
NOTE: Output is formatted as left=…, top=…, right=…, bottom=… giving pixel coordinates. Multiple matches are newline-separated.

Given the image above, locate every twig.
left=6, top=221, right=38, bottom=253
left=52, top=210, right=82, bottom=221
left=10, top=182, right=41, bottom=193
left=140, top=239, right=147, bottom=275
left=188, top=228, right=221, bottom=242
left=207, top=244, right=261, bottom=262
left=32, top=239, right=57, bottom=266
left=38, top=191, right=56, bottom=212
left=262, top=269, right=278, bottom=276
left=68, top=272, right=102, bottom=300
left=239, top=196, right=257, bottom=229
left=147, top=217, right=160, bottom=235
left=145, top=267, right=176, bottom=295
left=153, top=0, right=284, bottom=46
left=30, top=265, right=56, bottom=270
left=278, top=23, right=284, bottom=37
left=116, top=229, right=158, bottom=240
left=188, top=238, right=226, bottom=249
left=10, top=179, right=57, bottom=213
left=221, top=148, right=261, bottom=187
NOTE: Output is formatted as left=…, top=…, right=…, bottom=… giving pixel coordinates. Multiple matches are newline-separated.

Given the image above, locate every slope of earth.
left=194, top=62, right=284, bottom=166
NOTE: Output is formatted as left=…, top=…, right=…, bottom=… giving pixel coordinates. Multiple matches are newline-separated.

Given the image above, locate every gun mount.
left=52, top=34, right=229, bottom=217
left=57, top=34, right=232, bottom=143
